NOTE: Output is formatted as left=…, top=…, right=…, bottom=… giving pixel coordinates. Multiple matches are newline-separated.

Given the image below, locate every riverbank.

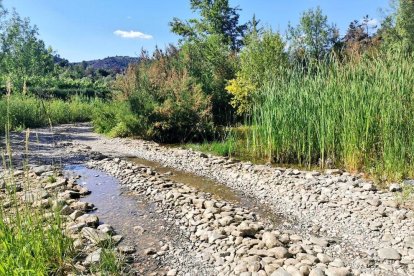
left=2, top=123, right=414, bottom=275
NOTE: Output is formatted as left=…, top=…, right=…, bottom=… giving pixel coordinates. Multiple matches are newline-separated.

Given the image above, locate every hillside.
left=72, top=56, right=140, bottom=72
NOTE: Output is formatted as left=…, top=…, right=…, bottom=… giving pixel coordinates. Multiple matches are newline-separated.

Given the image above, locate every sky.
left=3, top=0, right=390, bottom=62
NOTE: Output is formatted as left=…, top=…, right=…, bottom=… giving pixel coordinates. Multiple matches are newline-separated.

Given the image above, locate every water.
left=63, top=158, right=284, bottom=272
left=127, top=157, right=282, bottom=225
left=64, top=165, right=171, bottom=273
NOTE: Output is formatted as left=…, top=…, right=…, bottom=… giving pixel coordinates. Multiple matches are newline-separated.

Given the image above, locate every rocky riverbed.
left=88, top=157, right=354, bottom=276
left=2, top=123, right=414, bottom=275
left=0, top=164, right=134, bottom=274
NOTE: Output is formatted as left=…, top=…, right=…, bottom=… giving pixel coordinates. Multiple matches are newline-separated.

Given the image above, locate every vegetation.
left=248, top=51, right=414, bottom=180
left=2, top=0, right=414, bottom=274
left=1, top=0, right=414, bottom=181
left=226, top=30, right=287, bottom=115
left=93, top=46, right=214, bottom=142
left=0, top=95, right=97, bottom=135
left=0, top=198, right=73, bottom=274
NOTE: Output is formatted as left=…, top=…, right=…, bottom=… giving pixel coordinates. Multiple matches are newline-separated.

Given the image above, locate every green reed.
left=248, top=51, right=414, bottom=180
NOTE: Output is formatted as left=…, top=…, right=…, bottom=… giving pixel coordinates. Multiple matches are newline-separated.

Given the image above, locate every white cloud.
left=114, top=30, right=153, bottom=40
left=365, top=18, right=379, bottom=27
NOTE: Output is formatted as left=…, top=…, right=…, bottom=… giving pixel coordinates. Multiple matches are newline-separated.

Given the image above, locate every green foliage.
left=0, top=95, right=97, bottom=134
left=185, top=139, right=235, bottom=157
left=170, top=0, right=247, bottom=124
left=0, top=208, right=73, bottom=275
left=247, top=51, right=414, bottom=180
left=170, top=0, right=247, bottom=50
left=0, top=9, right=54, bottom=92
left=226, top=30, right=287, bottom=115
left=287, top=6, right=339, bottom=61
left=92, top=100, right=142, bottom=138
left=90, top=249, right=124, bottom=275
left=93, top=46, right=214, bottom=142
left=395, top=0, right=414, bottom=51
left=181, top=36, right=236, bottom=124
left=240, top=31, right=288, bottom=86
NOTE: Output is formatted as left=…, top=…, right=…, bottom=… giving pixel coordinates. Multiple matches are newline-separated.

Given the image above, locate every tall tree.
left=170, top=0, right=247, bottom=51
left=0, top=9, right=54, bottom=92
left=395, top=0, right=414, bottom=51
left=287, top=7, right=339, bottom=61
left=169, top=0, right=247, bottom=124
left=245, top=14, right=263, bottom=38
left=342, top=16, right=379, bottom=56
left=378, top=0, right=414, bottom=52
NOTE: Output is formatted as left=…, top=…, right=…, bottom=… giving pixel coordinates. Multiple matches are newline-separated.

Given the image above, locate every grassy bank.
left=0, top=199, right=73, bottom=274
left=0, top=128, right=123, bottom=274
left=0, top=95, right=99, bottom=134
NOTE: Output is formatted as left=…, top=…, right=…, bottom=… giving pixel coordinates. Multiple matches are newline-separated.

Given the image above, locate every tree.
left=169, top=0, right=246, bottom=124
left=394, top=0, right=414, bottom=51
left=245, top=14, right=263, bottom=38
left=170, top=0, right=247, bottom=51
left=378, top=0, right=414, bottom=52
left=0, top=9, right=54, bottom=92
left=287, top=7, right=339, bottom=61
left=180, top=34, right=237, bottom=124
left=226, top=30, right=288, bottom=115
left=342, top=16, right=379, bottom=56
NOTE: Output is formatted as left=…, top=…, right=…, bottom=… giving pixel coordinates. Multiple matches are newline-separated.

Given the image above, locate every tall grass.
left=0, top=94, right=99, bottom=134
left=0, top=202, right=73, bottom=274
left=248, top=51, right=414, bottom=180
left=0, top=97, right=122, bottom=274
left=0, top=114, right=73, bottom=274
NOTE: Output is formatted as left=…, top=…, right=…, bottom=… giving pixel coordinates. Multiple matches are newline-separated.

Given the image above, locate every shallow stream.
left=127, top=157, right=282, bottom=225
left=64, top=165, right=170, bottom=273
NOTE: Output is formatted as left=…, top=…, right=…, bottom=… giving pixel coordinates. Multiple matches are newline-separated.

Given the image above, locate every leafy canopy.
left=170, top=0, right=247, bottom=50
left=287, top=6, right=339, bottom=61
left=0, top=8, right=53, bottom=92
left=226, top=30, right=288, bottom=115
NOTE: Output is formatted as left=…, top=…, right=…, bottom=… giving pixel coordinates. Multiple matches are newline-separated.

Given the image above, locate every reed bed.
left=0, top=95, right=99, bottom=134
left=248, top=51, right=414, bottom=180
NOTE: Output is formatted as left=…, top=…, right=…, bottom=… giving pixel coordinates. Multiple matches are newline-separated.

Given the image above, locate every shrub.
left=226, top=30, right=288, bottom=115
left=98, top=45, right=215, bottom=143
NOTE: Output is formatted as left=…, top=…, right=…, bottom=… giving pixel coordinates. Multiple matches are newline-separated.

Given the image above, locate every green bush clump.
left=93, top=46, right=214, bottom=143
left=92, top=101, right=142, bottom=138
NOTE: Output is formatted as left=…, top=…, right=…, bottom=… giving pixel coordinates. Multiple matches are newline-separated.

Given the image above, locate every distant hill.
left=71, top=56, right=140, bottom=72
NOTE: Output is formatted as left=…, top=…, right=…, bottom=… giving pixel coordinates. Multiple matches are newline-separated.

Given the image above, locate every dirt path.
left=2, top=123, right=414, bottom=275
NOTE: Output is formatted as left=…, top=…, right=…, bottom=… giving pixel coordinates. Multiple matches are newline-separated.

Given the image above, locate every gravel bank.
left=3, top=123, right=414, bottom=275
left=89, top=157, right=353, bottom=276
left=72, top=126, right=414, bottom=276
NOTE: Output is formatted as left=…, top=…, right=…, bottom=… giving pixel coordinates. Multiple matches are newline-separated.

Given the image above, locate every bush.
left=226, top=31, right=288, bottom=115
left=92, top=101, right=142, bottom=138
left=96, top=46, right=215, bottom=143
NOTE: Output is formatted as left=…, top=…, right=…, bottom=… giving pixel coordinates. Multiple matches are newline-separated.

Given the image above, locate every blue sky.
left=3, top=0, right=390, bottom=62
